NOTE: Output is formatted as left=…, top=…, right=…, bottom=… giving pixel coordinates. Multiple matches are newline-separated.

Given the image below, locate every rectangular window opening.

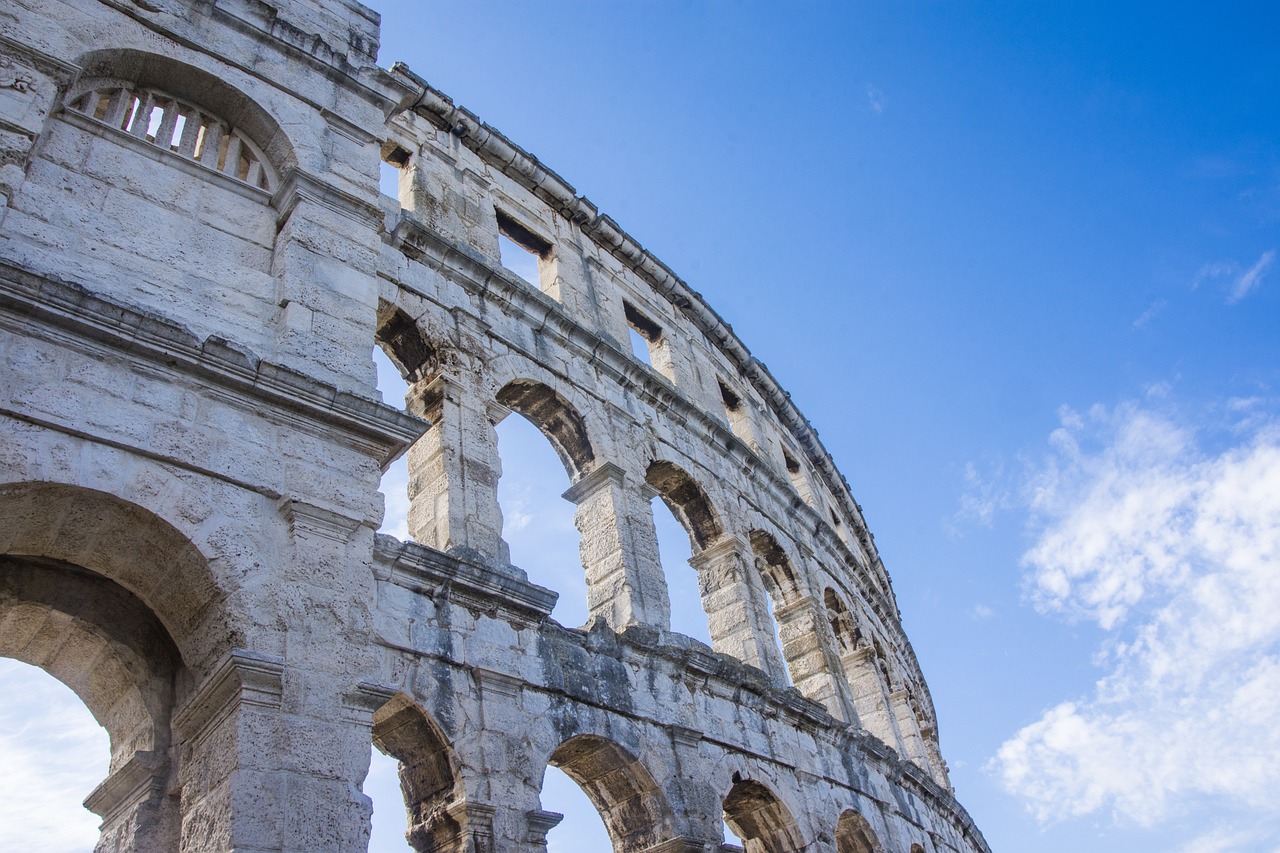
left=496, top=209, right=552, bottom=290
left=380, top=142, right=411, bottom=204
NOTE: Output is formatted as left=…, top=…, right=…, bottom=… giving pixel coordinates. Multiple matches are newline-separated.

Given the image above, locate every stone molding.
left=171, top=648, right=285, bottom=742
left=0, top=262, right=428, bottom=466
left=82, top=749, right=168, bottom=820
left=278, top=497, right=366, bottom=542
left=560, top=461, right=626, bottom=504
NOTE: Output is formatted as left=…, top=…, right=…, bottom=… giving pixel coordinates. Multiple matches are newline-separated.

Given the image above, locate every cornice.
left=0, top=262, right=427, bottom=465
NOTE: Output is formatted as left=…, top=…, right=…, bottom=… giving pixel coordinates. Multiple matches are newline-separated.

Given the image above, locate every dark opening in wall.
left=782, top=449, right=800, bottom=474
left=719, top=379, right=741, bottom=411
left=624, top=301, right=677, bottom=381
left=496, top=209, right=555, bottom=293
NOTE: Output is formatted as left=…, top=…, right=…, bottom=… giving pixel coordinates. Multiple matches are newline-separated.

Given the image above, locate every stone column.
left=562, top=463, right=671, bottom=630
left=689, top=535, right=788, bottom=684
left=841, top=647, right=905, bottom=754
left=406, top=374, right=508, bottom=564
left=773, top=595, right=854, bottom=723
left=891, top=689, right=930, bottom=772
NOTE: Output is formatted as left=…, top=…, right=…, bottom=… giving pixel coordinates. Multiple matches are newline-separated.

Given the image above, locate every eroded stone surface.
left=0, top=1, right=989, bottom=850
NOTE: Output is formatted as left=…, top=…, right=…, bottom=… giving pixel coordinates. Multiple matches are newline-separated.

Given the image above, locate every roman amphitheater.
left=0, top=0, right=990, bottom=850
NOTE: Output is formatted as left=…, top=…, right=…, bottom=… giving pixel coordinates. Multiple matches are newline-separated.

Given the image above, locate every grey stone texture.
left=0, top=1, right=990, bottom=850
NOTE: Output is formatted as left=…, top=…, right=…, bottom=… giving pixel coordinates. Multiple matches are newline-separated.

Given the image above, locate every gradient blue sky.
left=3, top=2, right=1278, bottom=852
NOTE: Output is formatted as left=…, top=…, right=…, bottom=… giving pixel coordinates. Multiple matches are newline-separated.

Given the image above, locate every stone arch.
left=0, top=481, right=230, bottom=672
left=371, top=693, right=466, bottom=853
left=68, top=48, right=296, bottom=182
left=0, top=556, right=181, bottom=771
left=376, top=302, right=441, bottom=385
left=547, top=734, right=677, bottom=852
left=645, top=460, right=722, bottom=551
left=748, top=529, right=800, bottom=602
left=722, top=776, right=806, bottom=853
left=0, top=484, right=202, bottom=853
left=824, top=588, right=864, bottom=652
left=497, top=379, right=596, bottom=481
left=835, top=809, right=884, bottom=853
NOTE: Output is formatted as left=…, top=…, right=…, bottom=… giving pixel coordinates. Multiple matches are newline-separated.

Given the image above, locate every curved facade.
left=0, top=0, right=988, bottom=850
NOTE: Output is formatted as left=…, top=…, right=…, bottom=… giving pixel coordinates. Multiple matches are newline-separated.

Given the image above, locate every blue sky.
left=3, top=2, right=1278, bottom=852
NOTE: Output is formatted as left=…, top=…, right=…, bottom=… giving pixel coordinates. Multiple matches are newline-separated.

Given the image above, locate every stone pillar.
left=773, top=595, right=854, bottom=723
left=172, top=648, right=377, bottom=853
left=841, top=647, right=905, bottom=753
left=84, top=750, right=179, bottom=853
left=689, top=535, right=788, bottom=684
left=562, top=463, right=671, bottom=630
left=891, top=689, right=930, bottom=772
left=918, top=723, right=952, bottom=790
left=406, top=374, right=508, bottom=564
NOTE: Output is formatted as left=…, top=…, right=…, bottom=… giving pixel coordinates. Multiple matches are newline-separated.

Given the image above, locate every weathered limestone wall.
left=0, top=0, right=989, bottom=850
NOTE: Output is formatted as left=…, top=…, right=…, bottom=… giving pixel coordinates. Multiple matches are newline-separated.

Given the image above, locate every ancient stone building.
left=0, top=0, right=989, bottom=850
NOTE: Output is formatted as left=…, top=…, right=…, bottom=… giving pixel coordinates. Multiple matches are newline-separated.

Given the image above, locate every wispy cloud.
left=1190, top=250, right=1275, bottom=303
left=951, top=458, right=1015, bottom=531
left=990, top=398, right=1280, bottom=843
left=866, top=84, right=885, bottom=114
left=970, top=603, right=996, bottom=620
left=1228, top=249, right=1274, bottom=303
left=1132, top=299, right=1166, bottom=329
left=0, top=660, right=107, bottom=853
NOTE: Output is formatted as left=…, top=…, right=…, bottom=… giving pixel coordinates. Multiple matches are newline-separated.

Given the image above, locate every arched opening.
left=835, top=809, right=883, bottom=853
left=644, top=461, right=721, bottom=551
left=71, top=49, right=295, bottom=180
left=722, top=776, right=805, bottom=853
left=0, top=659, right=109, bottom=852
left=0, top=554, right=186, bottom=851
left=545, top=735, right=676, bottom=853
left=493, top=380, right=596, bottom=627
left=652, top=497, right=705, bottom=643
left=375, top=341, right=412, bottom=540
left=644, top=460, right=721, bottom=644
left=367, top=744, right=411, bottom=850
left=749, top=530, right=801, bottom=686
left=910, top=844, right=927, bottom=853
left=495, top=382, right=595, bottom=481
left=370, top=694, right=464, bottom=852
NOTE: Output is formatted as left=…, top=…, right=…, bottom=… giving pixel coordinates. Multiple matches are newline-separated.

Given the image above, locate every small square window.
left=496, top=210, right=554, bottom=292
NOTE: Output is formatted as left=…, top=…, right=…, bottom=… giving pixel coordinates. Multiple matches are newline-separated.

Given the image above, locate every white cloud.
left=866, top=84, right=885, bottom=114
left=1190, top=251, right=1275, bottom=303
left=970, top=603, right=995, bottom=620
left=0, top=660, right=108, bottom=853
left=1228, top=249, right=1275, bottom=303
left=1132, top=298, right=1167, bottom=329
left=991, top=399, right=1280, bottom=840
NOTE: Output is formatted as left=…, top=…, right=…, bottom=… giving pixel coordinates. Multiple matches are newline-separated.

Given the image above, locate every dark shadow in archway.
left=644, top=460, right=721, bottom=551
left=835, top=809, right=884, bottom=853
left=371, top=694, right=464, bottom=853
left=722, top=776, right=805, bottom=853
left=548, top=734, right=677, bottom=852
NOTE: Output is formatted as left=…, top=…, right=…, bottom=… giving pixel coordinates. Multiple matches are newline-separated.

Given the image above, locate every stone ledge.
left=0, top=262, right=428, bottom=465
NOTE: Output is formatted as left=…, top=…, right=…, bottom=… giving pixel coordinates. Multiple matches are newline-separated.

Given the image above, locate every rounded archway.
left=547, top=734, right=677, bottom=852
left=0, top=554, right=186, bottom=851
left=0, top=481, right=231, bottom=671
left=371, top=694, right=465, bottom=852
left=835, top=809, right=884, bottom=853
left=722, top=776, right=805, bottom=853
